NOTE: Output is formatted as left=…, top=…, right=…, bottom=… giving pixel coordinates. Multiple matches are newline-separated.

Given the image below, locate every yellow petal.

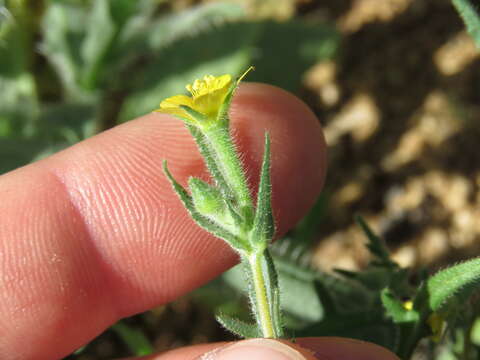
left=159, top=94, right=193, bottom=109
left=156, top=95, right=195, bottom=121
left=187, top=74, right=232, bottom=98
left=155, top=106, right=187, bottom=119
left=191, top=75, right=232, bottom=115
left=210, top=74, right=232, bottom=92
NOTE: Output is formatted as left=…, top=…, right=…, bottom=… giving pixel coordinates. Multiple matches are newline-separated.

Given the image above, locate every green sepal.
left=225, top=200, right=244, bottom=228
left=216, top=80, right=237, bottom=127
left=163, top=160, right=246, bottom=252
left=215, top=313, right=260, bottom=339
left=215, top=68, right=251, bottom=127
left=188, top=177, right=225, bottom=216
left=186, top=124, right=235, bottom=200
left=421, top=256, right=480, bottom=312
left=381, top=288, right=419, bottom=323
left=250, top=133, right=274, bottom=248
left=179, top=105, right=209, bottom=123
left=111, top=321, right=154, bottom=356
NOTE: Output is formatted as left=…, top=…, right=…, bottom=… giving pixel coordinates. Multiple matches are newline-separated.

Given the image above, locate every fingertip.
left=0, top=81, right=327, bottom=359
left=296, top=337, right=401, bottom=360
left=194, top=339, right=317, bottom=360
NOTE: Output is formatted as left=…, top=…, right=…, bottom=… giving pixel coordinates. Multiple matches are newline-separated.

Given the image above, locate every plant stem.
left=204, top=125, right=253, bottom=218
left=248, top=251, right=276, bottom=338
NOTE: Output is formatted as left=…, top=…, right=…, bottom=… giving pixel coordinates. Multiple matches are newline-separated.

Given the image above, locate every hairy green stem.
left=248, top=251, right=276, bottom=338
left=204, top=125, right=253, bottom=219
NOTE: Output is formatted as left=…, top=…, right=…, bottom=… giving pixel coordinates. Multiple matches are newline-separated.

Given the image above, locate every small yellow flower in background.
left=403, top=300, right=414, bottom=311
left=156, top=74, right=232, bottom=123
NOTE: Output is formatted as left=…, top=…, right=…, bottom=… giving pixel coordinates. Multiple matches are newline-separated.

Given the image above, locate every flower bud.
left=189, top=177, right=225, bottom=216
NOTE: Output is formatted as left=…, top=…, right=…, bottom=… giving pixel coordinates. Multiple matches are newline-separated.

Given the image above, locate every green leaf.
left=73, top=345, right=87, bottom=355
left=0, top=5, right=39, bottom=137
left=279, top=270, right=323, bottom=325
left=147, top=2, right=246, bottom=51
left=0, top=73, right=39, bottom=137
left=452, top=0, right=480, bottom=49
left=292, top=192, right=329, bottom=249
left=312, top=280, right=337, bottom=316
left=111, top=321, right=154, bottom=356
left=108, top=0, right=139, bottom=27
left=381, top=288, right=419, bottom=323
left=40, top=2, right=86, bottom=99
left=36, top=102, right=96, bottom=143
left=424, top=257, right=480, bottom=312
left=80, top=0, right=117, bottom=90
left=0, top=5, right=28, bottom=76
left=250, top=133, right=274, bottom=247
left=299, top=310, right=398, bottom=351
left=355, top=215, right=397, bottom=268
left=163, top=160, right=247, bottom=252
left=108, top=2, right=246, bottom=81
left=246, top=20, right=339, bottom=93
left=216, top=313, right=260, bottom=339
left=0, top=138, right=52, bottom=174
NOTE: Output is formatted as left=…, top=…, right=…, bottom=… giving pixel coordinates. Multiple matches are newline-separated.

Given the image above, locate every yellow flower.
left=156, top=67, right=254, bottom=126
left=157, top=74, right=233, bottom=124
left=403, top=300, right=414, bottom=311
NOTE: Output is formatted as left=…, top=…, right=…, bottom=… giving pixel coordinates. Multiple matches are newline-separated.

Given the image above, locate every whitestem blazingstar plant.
left=156, top=68, right=284, bottom=339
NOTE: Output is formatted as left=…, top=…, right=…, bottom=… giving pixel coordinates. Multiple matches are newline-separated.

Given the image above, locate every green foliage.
left=250, top=134, right=274, bottom=247
left=216, top=313, right=261, bottom=338
left=452, top=0, right=480, bottom=49
left=163, top=159, right=247, bottom=253
left=0, top=0, right=338, bottom=175
left=424, top=258, right=480, bottom=312
left=355, top=215, right=397, bottom=268
left=111, top=321, right=154, bottom=356
left=381, top=289, right=418, bottom=324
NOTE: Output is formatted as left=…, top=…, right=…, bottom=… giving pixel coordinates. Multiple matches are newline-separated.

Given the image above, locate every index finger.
left=0, top=83, right=326, bottom=359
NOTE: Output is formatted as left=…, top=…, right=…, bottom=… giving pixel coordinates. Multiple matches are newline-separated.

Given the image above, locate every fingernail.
left=198, top=339, right=307, bottom=360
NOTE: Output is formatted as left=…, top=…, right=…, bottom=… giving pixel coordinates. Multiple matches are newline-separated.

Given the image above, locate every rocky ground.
left=304, top=0, right=480, bottom=273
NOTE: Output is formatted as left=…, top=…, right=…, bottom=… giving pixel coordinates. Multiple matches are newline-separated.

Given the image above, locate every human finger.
left=0, top=83, right=326, bottom=360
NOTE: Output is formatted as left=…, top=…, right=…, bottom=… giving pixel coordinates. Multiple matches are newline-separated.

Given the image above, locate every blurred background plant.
left=1, top=0, right=480, bottom=359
